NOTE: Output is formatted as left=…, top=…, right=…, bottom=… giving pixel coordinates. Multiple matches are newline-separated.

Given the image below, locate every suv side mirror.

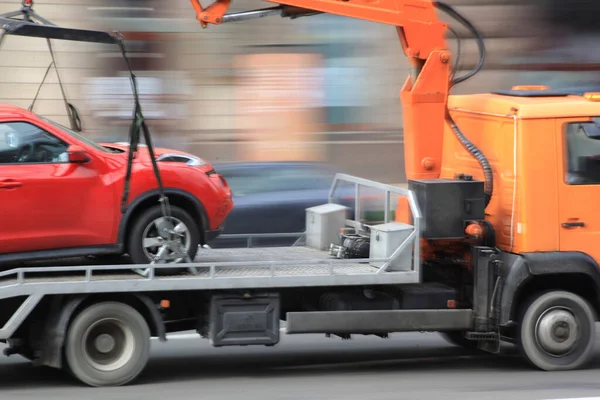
left=67, top=144, right=89, bottom=163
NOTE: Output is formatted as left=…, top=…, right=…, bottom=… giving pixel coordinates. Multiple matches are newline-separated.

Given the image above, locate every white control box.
left=305, top=203, right=349, bottom=251
left=369, top=222, right=414, bottom=271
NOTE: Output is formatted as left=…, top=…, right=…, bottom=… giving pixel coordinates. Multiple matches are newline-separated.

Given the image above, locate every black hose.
left=434, top=1, right=493, bottom=207
left=447, top=113, right=493, bottom=206
left=447, top=26, right=461, bottom=82
left=434, top=1, right=486, bottom=88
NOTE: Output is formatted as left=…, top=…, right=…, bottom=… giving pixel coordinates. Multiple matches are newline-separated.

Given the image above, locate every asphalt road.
left=0, top=331, right=599, bottom=400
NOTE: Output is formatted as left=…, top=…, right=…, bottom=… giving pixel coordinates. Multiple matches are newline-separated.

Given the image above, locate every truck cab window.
left=565, top=121, right=600, bottom=185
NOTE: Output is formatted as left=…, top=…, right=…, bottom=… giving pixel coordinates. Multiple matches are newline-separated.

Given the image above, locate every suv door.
left=0, top=120, right=114, bottom=254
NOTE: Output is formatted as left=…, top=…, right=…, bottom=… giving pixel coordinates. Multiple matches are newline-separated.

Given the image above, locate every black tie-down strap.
left=26, top=39, right=82, bottom=132
left=115, top=36, right=196, bottom=273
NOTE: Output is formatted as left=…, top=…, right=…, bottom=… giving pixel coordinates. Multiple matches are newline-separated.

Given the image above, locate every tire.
left=440, top=331, right=480, bottom=351
left=518, top=290, right=596, bottom=371
left=127, top=204, right=200, bottom=270
left=64, top=302, right=151, bottom=387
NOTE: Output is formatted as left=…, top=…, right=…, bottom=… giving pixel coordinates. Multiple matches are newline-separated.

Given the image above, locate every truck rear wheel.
left=64, top=302, right=151, bottom=387
left=518, top=290, right=596, bottom=371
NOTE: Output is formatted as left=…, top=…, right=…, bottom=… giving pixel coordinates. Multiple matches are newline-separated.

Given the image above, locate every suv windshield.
left=38, top=116, right=117, bottom=153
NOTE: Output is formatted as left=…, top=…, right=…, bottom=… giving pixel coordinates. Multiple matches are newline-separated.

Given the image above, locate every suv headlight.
left=156, top=153, right=207, bottom=167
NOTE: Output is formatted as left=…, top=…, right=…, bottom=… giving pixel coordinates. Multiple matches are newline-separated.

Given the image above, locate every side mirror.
left=583, top=118, right=600, bottom=139
left=67, top=145, right=89, bottom=163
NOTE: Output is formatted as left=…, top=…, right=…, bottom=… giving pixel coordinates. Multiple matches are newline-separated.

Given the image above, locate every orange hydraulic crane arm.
left=189, top=0, right=492, bottom=204
left=190, top=0, right=446, bottom=62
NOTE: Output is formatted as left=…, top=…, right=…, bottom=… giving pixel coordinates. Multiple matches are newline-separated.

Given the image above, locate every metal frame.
left=0, top=0, right=119, bottom=44
left=215, top=232, right=306, bottom=248
left=0, top=252, right=418, bottom=296
left=328, top=173, right=422, bottom=275
left=0, top=293, right=43, bottom=339
left=0, top=16, right=119, bottom=45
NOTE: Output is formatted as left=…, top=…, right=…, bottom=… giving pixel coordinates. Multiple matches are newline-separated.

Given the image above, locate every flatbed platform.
left=0, top=245, right=419, bottom=301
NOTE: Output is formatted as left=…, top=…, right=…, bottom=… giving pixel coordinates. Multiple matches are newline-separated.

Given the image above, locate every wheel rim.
left=142, top=216, right=191, bottom=263
left=535, top=306, right=580, bottom=357
left=81, top=318, right=135, bottom=372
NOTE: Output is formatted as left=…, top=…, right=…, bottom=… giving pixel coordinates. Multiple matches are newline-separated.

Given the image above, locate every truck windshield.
left=38, top=116, right=114, bottom=153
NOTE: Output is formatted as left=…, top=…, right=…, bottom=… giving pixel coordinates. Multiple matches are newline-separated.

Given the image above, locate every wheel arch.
left=499, top=251, right=600, bottom=330
left=37, top=293, right=166, bottom=369
left=118, top=188, right=209, bottom=248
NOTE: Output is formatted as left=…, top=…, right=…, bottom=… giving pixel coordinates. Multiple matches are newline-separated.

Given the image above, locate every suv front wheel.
left=127, top=205, right=200, bottom=268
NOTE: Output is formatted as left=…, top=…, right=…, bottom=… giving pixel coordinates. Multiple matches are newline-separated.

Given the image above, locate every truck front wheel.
left=518, top=290, right=596, bottom=371
left=64, top=302, right=151, bottom=387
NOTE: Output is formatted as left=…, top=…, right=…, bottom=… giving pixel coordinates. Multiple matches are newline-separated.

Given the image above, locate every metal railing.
left=328, top=173, right=422, bottom=275
left=0, top=255, right=396, bottom=286
left=214, top=232, right=306, bottom=248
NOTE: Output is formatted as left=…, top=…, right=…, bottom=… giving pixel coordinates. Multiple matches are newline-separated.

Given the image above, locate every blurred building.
left=0, top=0, right=592, bottom=182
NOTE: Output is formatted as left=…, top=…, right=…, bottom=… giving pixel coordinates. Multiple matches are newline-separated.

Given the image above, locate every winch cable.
left=27, top=61, right=54, bottom=112
left=45, top=38, right=82, bottom=132
left=115, top=35, right=195, bottom=272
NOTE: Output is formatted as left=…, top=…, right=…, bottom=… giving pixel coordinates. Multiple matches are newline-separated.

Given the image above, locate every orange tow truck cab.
left=400, top=86, right=600, bottom=259
left=443, top=87, right=600, bottom=258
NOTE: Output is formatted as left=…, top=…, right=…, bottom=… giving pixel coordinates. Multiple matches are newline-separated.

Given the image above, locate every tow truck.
left=1, top=0, right=600, bottom=388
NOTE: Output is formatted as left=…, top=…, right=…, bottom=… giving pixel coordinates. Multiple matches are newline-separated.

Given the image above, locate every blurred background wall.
left=0, top=0, right=595, bottom=183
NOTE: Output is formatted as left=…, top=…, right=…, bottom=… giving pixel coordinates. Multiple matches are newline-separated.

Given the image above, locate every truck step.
left=286, top=309, right=473, bottom=334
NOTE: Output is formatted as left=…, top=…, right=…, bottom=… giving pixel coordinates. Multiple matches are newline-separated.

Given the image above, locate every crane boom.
left=190, top=0, right=447, bottom=61
left=188, top=0, right=490, bottom=197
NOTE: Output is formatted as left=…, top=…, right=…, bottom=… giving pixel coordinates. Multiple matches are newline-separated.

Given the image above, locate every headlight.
left=186, top=156, right=207, bottom=167
left=156, top=153, right=207, bottom=167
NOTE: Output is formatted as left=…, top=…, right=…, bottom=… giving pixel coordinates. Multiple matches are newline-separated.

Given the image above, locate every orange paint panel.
left=515, top=119, right=560, bottom=253
left=395, top=196, right=412, bottom=225
left=268, top=0, right=447, bottom=58
left=401, top=50, right=450, bottom=180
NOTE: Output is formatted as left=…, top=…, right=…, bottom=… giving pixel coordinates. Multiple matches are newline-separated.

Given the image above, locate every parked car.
left=208, top=161, right=389, bottom=247
left=208, top=161, right=336, bottom=247
left=0, top=105, right=233, bottom=265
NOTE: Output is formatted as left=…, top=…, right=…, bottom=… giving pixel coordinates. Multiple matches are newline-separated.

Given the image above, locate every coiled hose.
left=434, top=1, right=493, bottom=207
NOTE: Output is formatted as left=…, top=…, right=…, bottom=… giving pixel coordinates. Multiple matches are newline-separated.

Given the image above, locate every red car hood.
left=100, top=142, right=195, bottom=161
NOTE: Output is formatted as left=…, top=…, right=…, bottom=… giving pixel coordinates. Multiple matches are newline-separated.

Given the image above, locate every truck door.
left=557, top=117, right=600, bottom=263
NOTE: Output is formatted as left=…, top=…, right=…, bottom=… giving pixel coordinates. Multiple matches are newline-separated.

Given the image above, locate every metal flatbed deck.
left=0, top=246, right=419, bottom=299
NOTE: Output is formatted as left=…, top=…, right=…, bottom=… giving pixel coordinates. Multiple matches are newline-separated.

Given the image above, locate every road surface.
left=0, top=331, right=599, bottom=400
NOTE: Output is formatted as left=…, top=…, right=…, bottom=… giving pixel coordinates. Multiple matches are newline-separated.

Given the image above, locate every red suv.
left=0, top=105, right=233, bottom=265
